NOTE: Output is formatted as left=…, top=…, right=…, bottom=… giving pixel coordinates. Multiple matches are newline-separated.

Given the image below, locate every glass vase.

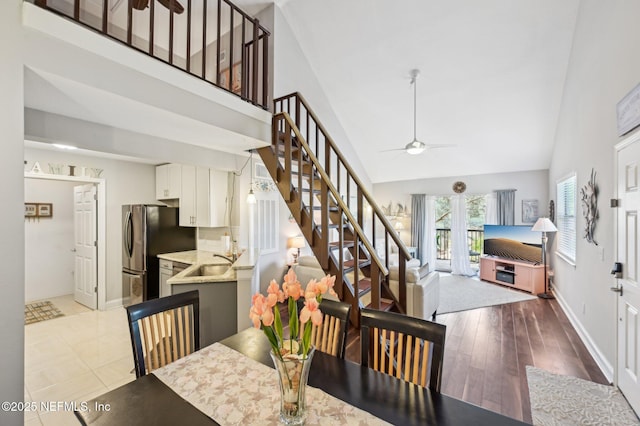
left=270, top=346, right=315, bottom=425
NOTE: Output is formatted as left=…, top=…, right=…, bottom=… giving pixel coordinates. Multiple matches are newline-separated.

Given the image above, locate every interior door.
left=74, top=184, right=98, bottom=309
left=616, top=138, right=640, bottom=413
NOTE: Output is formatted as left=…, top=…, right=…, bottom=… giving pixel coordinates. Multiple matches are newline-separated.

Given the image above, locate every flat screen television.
left=483, top=224, right=542, bottom=264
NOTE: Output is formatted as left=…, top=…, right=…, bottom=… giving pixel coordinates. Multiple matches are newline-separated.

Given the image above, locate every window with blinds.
left=254, top=192, right=279, bottom=254
left=556, top=174, right=577, bottom=264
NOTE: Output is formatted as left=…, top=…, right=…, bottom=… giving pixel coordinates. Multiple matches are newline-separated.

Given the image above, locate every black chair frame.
left=126, top=290, right=200, bottom=378
left=360, top=308, right=446, bottom=392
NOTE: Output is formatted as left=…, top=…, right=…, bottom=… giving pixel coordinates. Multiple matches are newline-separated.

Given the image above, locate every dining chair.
left=360, top=308, right=446, bottom=392
left=126, top=290, right=200, bottom=378
left=298, top=298, right=351, bottom=359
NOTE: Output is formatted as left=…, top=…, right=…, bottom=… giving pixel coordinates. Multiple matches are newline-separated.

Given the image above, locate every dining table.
left=75, top=327, right=528, bottom=425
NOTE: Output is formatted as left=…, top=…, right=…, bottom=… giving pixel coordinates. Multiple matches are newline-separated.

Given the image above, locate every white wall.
left=548, top=0, right=640, bottom=379
left=1, top=1, right=24, bottom=423
left=24, top=179, right=77, bottom=302
left=273, top=7, right=370, bottom=189
left=24, top=147, right=158, bottom=306
left=374, top=169, right=549, bottom=225
left=246, top=6, right=375, bottom=289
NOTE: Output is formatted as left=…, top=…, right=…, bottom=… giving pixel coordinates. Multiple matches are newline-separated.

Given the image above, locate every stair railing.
left=30, top=0, right=270, bottom=109
left=274, top=92, right=413, bottom=310
left=272, top=111, right=404, bottom=313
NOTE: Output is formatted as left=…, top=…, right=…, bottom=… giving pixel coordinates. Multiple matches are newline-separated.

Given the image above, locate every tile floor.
left=24, top=295, right=135, bottom=426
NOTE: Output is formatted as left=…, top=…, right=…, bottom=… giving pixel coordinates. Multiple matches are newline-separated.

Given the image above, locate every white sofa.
left=291, top=256, right=439, bottom=319
left=389, top=266, right=440, bottom=320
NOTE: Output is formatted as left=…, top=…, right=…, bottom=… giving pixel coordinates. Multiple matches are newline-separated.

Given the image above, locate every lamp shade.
left=288, top=236, right=305, bottom=249
left=531, top=217, right=557, bottom=233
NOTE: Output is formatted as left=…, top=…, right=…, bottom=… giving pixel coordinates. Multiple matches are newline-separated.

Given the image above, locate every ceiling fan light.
left=405, top=141, right=425, bottom=155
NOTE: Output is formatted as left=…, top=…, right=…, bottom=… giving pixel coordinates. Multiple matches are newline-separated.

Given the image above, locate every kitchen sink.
left=187, top=264, right=232, bottom=277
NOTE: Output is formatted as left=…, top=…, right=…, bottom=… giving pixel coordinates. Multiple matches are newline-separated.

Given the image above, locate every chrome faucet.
left=213, top=253, right=235, bottom=263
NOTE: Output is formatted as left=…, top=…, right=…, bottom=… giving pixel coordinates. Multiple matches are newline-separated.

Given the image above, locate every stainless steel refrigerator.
left=122, top=205, right=196, bottom=306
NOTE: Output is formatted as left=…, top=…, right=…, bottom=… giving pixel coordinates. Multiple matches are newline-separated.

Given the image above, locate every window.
left=254, top=192, right=279, bottom=254
left=556, top=174, right=577, bottom=264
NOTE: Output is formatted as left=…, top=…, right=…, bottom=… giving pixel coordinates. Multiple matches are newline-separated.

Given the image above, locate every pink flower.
left=299, top=296, right=322, bottom=326
left=249, top=293, right=274, bottom=328
left=317, top=274, right=337, bottom=297
left=304, top=279, right=318, bottom=300
left=266, top=279, right=284, bottom=305
left=282, top=268, right=303, bottom=300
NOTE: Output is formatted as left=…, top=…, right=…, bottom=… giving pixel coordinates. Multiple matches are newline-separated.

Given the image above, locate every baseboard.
left=104, top=298, right=125, bottom=311
left=554, top=289, right=614, bottom=382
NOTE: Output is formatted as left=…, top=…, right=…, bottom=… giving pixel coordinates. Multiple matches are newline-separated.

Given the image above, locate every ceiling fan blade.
left=379, top=147, right=408, bottom=153
left=425, top=143, right=457, bottom=149
left=157, top=0, right=184, bottom=13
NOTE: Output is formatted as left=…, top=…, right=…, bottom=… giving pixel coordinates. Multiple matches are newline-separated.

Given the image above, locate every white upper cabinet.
left=180, top=165, right=228, bottom=227
left=209, top=169, right=228, bottom=227
left=156, top=164, right=182, bottom=200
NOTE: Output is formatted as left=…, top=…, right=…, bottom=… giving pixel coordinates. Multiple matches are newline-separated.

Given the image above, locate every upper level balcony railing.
left=32, top=0, right=270, bottom=109
left=436, top=228, right=483, bottom=264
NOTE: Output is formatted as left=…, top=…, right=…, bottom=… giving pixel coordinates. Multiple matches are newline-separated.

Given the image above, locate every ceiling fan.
left=383, top=69, right=455, bottom=155
left=131, top=0, right=184, bottom=14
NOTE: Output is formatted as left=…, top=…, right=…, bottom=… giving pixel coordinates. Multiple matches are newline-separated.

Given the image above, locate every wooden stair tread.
left=343, top=258, right=370, bottom=268
left=357, top=278, right=371, bottom=296
left=365, top=298, right=394, bottom=312
left=329, top=240, right=354, bottom=248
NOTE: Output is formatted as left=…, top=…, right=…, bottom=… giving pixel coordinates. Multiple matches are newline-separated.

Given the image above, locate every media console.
left=479, top=256, right=545, bottom=295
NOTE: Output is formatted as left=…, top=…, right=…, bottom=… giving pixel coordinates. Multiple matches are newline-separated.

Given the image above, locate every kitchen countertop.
left=159, top=249, right=260, bottom=285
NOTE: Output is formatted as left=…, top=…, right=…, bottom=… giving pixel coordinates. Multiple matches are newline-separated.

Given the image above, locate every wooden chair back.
left=126, top=290, right=200, bottom=378
left=298, top=299, right=351, bottom=359
left=360, top=308, right=446, bottom=392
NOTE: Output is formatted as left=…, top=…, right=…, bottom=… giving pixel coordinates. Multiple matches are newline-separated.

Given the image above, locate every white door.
left=616, top=137, right=640, bottom=413
left=74, top=184, right=98, bottom=309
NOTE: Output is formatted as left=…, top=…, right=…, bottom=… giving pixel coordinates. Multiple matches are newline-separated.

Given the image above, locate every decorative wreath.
left=452, top=181, right=467, bottom=194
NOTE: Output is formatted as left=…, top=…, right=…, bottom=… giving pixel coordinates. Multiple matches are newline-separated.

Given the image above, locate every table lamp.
left=288, top=236, right=305, bottom=263
left=531, top=217, right=558, bottom=299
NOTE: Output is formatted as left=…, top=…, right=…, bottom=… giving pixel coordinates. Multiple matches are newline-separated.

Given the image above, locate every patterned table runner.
left=154, top=343, right=391, bottom=425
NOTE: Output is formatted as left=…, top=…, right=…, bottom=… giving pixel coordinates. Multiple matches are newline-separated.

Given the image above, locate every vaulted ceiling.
left=245, top=0, right=581, bottom=183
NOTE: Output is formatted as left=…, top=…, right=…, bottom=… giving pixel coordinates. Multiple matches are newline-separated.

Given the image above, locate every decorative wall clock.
left=452, top=181, right=466, bottom=194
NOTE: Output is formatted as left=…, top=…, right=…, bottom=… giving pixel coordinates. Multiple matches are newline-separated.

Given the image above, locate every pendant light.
left=246, top=150, right=257, bottom=204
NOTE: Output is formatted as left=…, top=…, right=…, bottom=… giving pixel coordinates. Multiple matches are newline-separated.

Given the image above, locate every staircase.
left=258, top=92, right=413, bottom=326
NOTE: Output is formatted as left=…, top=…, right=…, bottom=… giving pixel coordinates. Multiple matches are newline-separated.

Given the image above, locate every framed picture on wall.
left=25, top=203, right=37, bottom=217
left=218, top=62, right=242, bottom=95
left=522, top=199, right=539, bottom=223
left=37, top=203, right=53, bottom=218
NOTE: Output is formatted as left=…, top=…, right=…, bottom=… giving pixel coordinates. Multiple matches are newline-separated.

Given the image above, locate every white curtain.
left=425, top=196, right=437, bottom=271
left=485, top=193, right=498, bottom=225
left=450, top=195, right=475, bottom=276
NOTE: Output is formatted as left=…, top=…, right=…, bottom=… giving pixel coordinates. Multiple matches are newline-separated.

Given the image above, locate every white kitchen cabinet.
left=155, top=164, right=181, bottom=200
left=159, top=259, right=173, bottom=298
left=180, top=166, right=228, bottom=227
left=209, top=169, right=228, bottom=227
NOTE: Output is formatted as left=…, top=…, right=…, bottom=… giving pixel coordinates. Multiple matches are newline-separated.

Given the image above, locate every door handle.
left=610, top=285, right=623, bottom=296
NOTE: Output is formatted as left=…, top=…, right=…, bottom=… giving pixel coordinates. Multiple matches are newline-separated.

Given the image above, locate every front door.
left=616, top=135, right=640, bottom=413
left=74, top=184, right=98, bottom=309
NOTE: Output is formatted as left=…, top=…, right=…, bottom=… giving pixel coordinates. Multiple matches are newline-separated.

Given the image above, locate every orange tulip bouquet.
left=249, top=268, right=337, bottom=424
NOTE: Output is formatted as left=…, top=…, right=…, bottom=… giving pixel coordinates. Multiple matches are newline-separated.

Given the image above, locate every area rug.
left=437, top=274, right=536, bottom=314
left=527, top=366, right=639, bottom=425
left=25, top=301, right=64, bottom=325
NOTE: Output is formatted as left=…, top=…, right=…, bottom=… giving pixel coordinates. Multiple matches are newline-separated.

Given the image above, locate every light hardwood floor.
left=344, top=297, right=608, bottom=424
